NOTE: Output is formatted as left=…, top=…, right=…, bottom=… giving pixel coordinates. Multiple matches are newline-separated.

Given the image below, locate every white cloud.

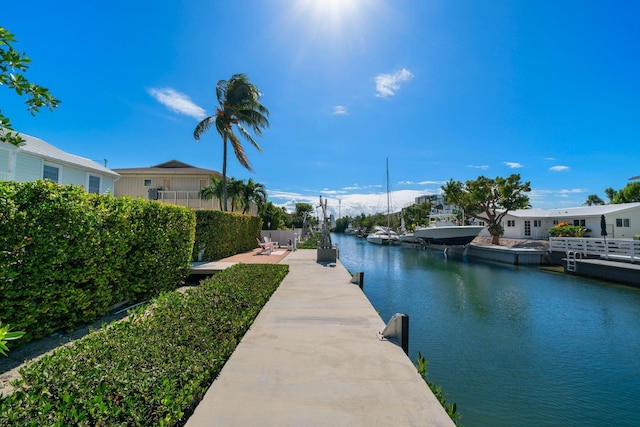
left=148, top=87, right=207, bottom=120
left=332, top=105, right=348, bottom=115
left=467, top=164, right=490, bottom=170
left=504, top=162, right=523, bottom=169
left=375, top=68, right=413, bottom=98
left=550, top=165, right=570, bottom=172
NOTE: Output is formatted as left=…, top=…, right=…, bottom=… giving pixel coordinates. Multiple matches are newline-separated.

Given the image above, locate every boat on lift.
left=412, top=210, right=484, bottom=246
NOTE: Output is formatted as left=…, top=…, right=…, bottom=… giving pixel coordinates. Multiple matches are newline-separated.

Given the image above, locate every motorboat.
left=367, top=226, right=400, bottom=245
left=412, top=210, right=484, bottom=246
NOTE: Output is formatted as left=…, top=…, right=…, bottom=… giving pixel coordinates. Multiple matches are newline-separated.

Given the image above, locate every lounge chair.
left=257, top=238, right=272, bottom=255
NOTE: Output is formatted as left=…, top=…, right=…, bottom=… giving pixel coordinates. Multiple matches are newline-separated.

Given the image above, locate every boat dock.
left=186, top=249, right=454, bottom=426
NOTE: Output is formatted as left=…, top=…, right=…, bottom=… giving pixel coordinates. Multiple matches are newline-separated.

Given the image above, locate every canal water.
left=332, top=233, right=640, bottom=427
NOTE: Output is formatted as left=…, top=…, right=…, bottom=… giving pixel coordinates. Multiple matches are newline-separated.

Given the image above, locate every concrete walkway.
left=186, top=249, right=454, bottom=426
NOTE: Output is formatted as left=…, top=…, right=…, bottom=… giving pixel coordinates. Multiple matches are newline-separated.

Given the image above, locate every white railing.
left=549, top=237, right=639, bottom=263
left=157, top=190, right=220, bottom=210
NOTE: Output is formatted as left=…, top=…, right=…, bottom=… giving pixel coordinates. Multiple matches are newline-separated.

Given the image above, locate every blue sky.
left=3, top=0, right=639, bottom=219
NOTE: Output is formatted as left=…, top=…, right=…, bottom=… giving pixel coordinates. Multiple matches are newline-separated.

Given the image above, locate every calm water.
left=332, top=233, right=640, bottom=427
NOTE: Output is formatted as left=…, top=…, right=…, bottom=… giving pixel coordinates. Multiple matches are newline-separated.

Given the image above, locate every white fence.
left=549, top=237, right=640, bottom=263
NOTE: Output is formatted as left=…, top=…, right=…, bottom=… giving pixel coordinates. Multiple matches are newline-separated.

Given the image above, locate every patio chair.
left=257, top=238, right=272, bottom=255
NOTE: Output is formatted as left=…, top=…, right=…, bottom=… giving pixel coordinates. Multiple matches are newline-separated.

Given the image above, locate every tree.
left=1, top=27, right=60, bottom=146
left=583, top=194, right=605, bottom=206
left=227, top=177, right=243, bottom=212
left=199, top=176, right=224, bottom=209
left=193, top=73, right=269, bottom=212
left=401, top=202, right=432, bottom=231
left=291, top=203, right=315, bottom=228
left=239, top=178, right=267, bottom=214
left=442, top=174, right=531, bottom=245
left=605, top=182, right=640, bottom=204
left=259, top=201, right=288, bottom=230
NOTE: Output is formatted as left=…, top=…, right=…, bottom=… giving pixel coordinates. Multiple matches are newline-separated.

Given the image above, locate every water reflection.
left=333, top=233, right=640, bottom=427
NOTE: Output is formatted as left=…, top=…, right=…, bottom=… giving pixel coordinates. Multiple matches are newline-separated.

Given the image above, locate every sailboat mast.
left=386, top=158, right=390, bottom=231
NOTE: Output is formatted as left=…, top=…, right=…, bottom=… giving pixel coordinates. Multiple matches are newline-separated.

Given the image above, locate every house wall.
left=495, top=207, right=640, bottom=240
left=14, top=153, right=41, bottom=182
left=114, top=175, right=210, bottom=199
left=62, top=166, right=85, bottom=186
left=0, top=149, right=9, bottom=179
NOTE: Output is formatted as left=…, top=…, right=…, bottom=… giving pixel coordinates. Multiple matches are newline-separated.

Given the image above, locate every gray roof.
left=13, top=133, right=120, bottom=178
left=112, top=159, right=220, bottom=176
left=508, top=202, right=640, bottom=218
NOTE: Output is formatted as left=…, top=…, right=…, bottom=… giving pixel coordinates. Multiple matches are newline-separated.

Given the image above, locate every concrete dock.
left=186, top=249, right=454, bottom=426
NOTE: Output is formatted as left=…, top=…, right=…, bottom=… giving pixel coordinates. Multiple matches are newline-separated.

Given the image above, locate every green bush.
left=0, top=263, right=289, bottom=426
left=547, top=221, right=586, bottom=237
left=0, top=180, right=195, bottom=344
left=298, top=232, right=321, bottom=249
left=193, top=210, right=262, bottom=261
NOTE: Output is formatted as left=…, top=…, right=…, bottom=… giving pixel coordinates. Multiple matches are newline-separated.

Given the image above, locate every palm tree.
left=193, top=73, right=269, bottom=211
left=583, top=194, right=605, bottom=206
left=240, top=178, right=267, bottom=214
left=227, top=177, right=243, bottom=212
left=199, top=176, right=224, bottom=210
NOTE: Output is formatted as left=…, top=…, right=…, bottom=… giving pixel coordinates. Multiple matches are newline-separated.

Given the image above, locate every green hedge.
left=0, top=263, right=289, bottom=426
left=193, top=210, right=262, bottom=261
left=0, top=180, right=195, bottom=343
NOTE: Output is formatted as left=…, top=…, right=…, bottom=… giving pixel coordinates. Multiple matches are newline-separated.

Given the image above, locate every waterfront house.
left=0, top=133, right=119, bottom=193
left=112, top=160, right=225, bottom=211
left=477, top=203, right=640, bottom=240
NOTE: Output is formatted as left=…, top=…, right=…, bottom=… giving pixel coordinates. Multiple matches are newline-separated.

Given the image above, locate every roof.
left=507, top=202, right=640, bottom=218
left=112, top=159, right=220, bottom=176
left=6, top=133, right=120, bottom=178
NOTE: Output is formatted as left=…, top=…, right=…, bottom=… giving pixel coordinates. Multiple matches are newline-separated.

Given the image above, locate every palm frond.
left=236, top=123, right=262, bottom=152
left=194, top=116, right=216, bottom=140
left=227, top=132, right=252, bottom=171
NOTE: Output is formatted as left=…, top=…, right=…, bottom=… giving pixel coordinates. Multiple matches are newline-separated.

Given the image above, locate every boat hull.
left=413, top=226, right=484, bottom=246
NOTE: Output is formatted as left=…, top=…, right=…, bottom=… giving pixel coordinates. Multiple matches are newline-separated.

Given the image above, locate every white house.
left=477, top=203, right=640, bottom=240
left=0, top=133, right=119, bottom=193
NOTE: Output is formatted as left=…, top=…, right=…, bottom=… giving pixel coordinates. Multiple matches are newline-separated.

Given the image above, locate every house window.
left=200, top=179, right=207, bottom=189
left=616, top=218, right=630, bottom=227
left=43, top=165, right=59, bottom=182
left=553, top=220, right=559, bottom=225
left=506, top=220, right=515, bottom=227
left=524, top=220, right=531, bottom=236
left=88, top=176, right=101, bottom=194
left=534, top=220, right=542, bottom=227
left=573, top=219, right=586, bottom=226
left=163, top=179, right=170, bottom=190
left=144, top=179, right=152, bottom=186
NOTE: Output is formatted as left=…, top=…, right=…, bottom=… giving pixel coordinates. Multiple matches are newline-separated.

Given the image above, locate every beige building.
left=113, top=160, right=223, bottom=210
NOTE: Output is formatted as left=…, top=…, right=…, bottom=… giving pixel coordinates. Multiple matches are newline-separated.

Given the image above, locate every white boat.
left=367, top=159, right=400, bottom=246
left=367, top=226, right=400, bottom=245
left=412, top=210, right=484, bottom=246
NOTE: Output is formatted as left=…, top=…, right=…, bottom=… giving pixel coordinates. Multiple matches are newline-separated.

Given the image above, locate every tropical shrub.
left=0, top=180, right=195, bottom=344
left=0, top=264, right=289, bottom=426
left=193, top=210, right=262, bottom=261
left=548, top=221, right=587, bottom=237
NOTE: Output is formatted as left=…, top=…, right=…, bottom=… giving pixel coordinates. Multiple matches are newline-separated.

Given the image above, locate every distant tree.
left=401, top=202, right=432, bottom=231
left=291, top=203, right=315, bottom=228
left=239, top=178, right=267, bottom=214
left=605, top=182, right=640, bottom=204
left=334, top=216, right=352, bottom=233
left=583, top=194, right=605, bottom=206
left=259, top=201, right=287, bottom=230
left=442, top=174, right=531, bottom=245
left=1, top=27, right=60, bottom=146
left=194, top=73, right=269, bottom=211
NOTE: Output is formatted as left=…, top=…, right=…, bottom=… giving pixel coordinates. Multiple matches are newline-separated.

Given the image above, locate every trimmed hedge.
left=0, top=180, right=196, bottom=343
left=0, top=263, right=289, bottom=426
left=193, top=210, right=262, bottom=261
